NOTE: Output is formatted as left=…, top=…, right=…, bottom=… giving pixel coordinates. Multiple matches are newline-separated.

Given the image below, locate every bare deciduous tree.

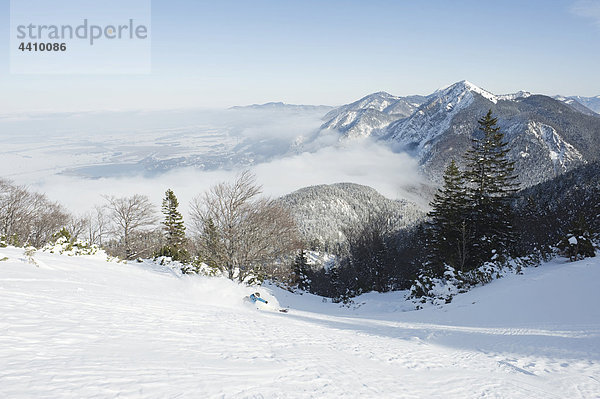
left=82, top=205, right=110, bottom=246
left=27, top=195, right=70, bottom=247
left=104, top=194, right=157, bottom=259
left=0, top=178, right=31, bottom=242
left=190, top=171, right=300, bottom=282
left=65, top=205, right=111, bottom=246
left=65, top=215, right=88, bottom=241
left=0, top=178, right=69, bottom=247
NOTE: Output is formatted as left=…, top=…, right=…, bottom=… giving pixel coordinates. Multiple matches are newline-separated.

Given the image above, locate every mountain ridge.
left=320, top=92, right=427, bottom=139
left=321, top=81, right=600, bottom=188
left=230, top=102, right=333, bottom=112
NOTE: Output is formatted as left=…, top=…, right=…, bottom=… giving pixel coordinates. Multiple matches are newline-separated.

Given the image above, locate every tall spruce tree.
left=427, top=160, right=469, bottom=274
left=292, top=249, right=311, bottom=291
left=159, top=189, right=188, bottom=261
left=463, top=109, right=518, bottom=269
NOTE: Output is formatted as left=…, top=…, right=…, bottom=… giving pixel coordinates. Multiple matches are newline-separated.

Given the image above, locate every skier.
left=244, top=292, right=288, bottom=312
left=248, top=292, right=268, bottom=305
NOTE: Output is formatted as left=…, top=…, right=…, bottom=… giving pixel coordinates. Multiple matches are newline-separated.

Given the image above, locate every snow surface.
left=1, top=246, right=599, bottom=398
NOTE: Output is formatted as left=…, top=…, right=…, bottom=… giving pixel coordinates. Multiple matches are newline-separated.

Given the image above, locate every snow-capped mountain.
left=385, top=80, right=532, bottom=149
left=278, top=183, right=424, bottom=249
left=323, top=81, right=600, bottom=188
left=320, top=92, right=427, bottom=139
left=565, top=96, right=600, bottom=114
left=386, top=81, right=600, bottom=186
left=553, top=96, right=599, bottom=116
left=429, top=80, right=531, bottom=104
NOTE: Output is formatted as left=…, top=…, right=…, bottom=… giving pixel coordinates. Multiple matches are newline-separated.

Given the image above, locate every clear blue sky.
left=1, top=0, right=599, bottom=112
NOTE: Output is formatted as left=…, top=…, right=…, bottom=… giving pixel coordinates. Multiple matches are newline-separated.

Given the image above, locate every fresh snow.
left=459, top=80, right=499, bottom=103
left=1, top=246, right=600, bottom=398
left=432, top=81, right=530, bottom=105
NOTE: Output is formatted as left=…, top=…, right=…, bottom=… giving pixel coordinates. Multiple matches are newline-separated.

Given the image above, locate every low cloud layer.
left=253, top=140, right=424, bottom=201
left=1, top=107, right=428, bottom=220
left=32, top=138, right=426, bottom=219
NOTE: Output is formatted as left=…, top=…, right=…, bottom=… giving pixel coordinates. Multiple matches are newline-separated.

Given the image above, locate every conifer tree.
left=463, top=109, right=519, bottom=269
left=292, top=249, right=311, bottom=291
left=427, top=160, right=469, bottom=274
left=159, top=189, right=188, bottom=261
left=558, top=214, right=596, bottom=261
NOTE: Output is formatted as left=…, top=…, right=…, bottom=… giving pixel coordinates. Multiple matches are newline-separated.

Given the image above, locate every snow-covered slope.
left=320, top=92, right=427, bottom=138
left=560, top=95, right=600, bottom=114
left=521, top=121, right=583, bottom=169
left=553, top=96, right=599, bottom=116
left=1, top=247, right=599, bottom=398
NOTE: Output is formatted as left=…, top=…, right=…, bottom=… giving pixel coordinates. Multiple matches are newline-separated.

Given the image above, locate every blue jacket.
left=250, top=293, right=267, bottom=304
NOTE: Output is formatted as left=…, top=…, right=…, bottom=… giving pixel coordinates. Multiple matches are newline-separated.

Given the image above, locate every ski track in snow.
left=1, top=247, right=599, bottom=398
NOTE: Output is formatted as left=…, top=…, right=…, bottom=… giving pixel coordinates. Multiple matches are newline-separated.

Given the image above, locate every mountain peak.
left=320, top=91, right=428, bottom=138
left=436, top=79, right=478, bottom=91
left=356, top=91, right=400, bottom=103
left=369, top=91, right=396, bottom=97
left=434, top=81, right=530, bottom=104
left=460, top=79, right=482, bottom=91
left=435, top=80, right=498, bottom=103
left=346, top=92, right=404, bottom=113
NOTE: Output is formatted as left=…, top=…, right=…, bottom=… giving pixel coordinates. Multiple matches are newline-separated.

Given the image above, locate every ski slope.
left=1, top=246, right=599, bottom=398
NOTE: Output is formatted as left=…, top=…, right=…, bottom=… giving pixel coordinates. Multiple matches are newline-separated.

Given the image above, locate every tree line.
left=0, top=171, right=301, bottom=284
